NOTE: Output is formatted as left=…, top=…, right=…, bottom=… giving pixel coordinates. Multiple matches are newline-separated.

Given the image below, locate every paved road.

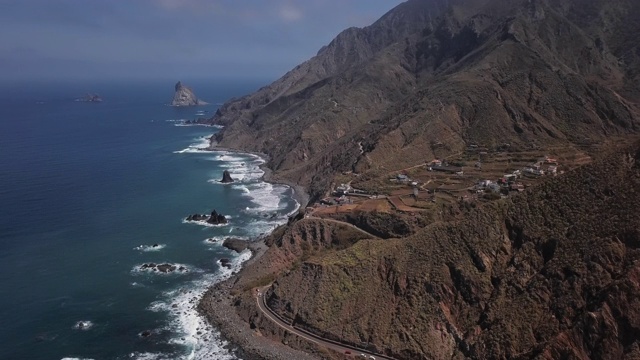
left=256, top=286, right=396, bottom=360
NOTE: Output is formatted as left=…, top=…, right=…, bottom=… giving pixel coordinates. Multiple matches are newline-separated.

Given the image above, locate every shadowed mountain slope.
left=208, top=0, right=640, bottom=202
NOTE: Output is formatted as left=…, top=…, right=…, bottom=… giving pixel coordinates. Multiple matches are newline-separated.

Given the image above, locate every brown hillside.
left=264, top=140, right=640, bottom=359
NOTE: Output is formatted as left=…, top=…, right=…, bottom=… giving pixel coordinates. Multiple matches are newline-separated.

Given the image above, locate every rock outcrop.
left=186, top=213, right=208, bottom=222
left=222, top=238, right=248, bottom=253
left=206, top=210, right=227, bottom=225
left=220, top=258, right=232, bottom=268
left=171, top=81, right=208, bottom=106
left=185, top=210, right=228, bottom=225
left=220, top=170, right=234, bottom=183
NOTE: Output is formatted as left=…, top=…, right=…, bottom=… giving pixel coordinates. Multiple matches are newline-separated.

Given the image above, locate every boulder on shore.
left=222, top=238, right=248, bottom=253
left=220, top=170, right=234, bottom=183
left=220, top=258, right=232, bottom=268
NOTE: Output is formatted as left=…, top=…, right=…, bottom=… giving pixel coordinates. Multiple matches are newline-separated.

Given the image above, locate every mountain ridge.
left=208, top=0, right=640, bottom=202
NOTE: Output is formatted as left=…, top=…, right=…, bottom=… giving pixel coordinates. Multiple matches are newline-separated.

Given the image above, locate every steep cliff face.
left=209, top=0, right=640, bottom=201
left=171, top=81, right=208, bottom=106
left=265, top=141, right=640, bottom=359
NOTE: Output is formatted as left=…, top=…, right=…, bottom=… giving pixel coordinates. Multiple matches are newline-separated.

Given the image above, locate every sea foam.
left=134, top=244, right=166, bottom=252
left=72, top=320, right=94, bottom=331
left=131, top=263, right=195, bottom=275
left=182, top=219, right=229, bottom=228
left=145, top=251, right=251, bottom=360
left=173, top=135, right=212, bottom=154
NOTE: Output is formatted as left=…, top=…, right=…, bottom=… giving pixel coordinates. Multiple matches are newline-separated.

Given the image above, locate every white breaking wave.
left=167, top=118, right=222, bottom=128
left=203, top=237, right=224, bottom=245
left=207, top=156, right=263, bottom=183
left=134, top=244, right=166, bottom=252
left=202, top=235, right=250, bottom=248
left=160, top=135, right=302, bottom=359
left=232, top=184, right=250, bottom=194
left=182, top=219, right=229, bottom=228
left=244, top=182, right=286, bottom=212
left=72, top=320, right=94, bottom=331
left=173, top=135, right=213, bottom=154
left=142, top=251, right=251, bottom=360
left=128, top=353, right=177, bottom=360
left=131, top=263, right=196, bottom=275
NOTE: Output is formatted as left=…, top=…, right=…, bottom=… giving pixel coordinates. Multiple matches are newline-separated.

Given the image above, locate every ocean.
left=0, top=80, right=298, bottom=360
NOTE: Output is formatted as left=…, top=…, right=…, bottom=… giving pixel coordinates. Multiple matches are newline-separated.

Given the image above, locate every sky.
left=0, top=0, right=405, bottom=82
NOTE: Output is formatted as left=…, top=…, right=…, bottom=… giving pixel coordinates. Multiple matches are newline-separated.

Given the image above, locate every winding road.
left=256, top=286, right=397, bottom=360
left=304, top=216, right=381, bottom=239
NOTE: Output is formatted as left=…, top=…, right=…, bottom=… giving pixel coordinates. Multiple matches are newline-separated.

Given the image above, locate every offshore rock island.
left=171, top=81, right=208, bottom=106
left=196, top=0, right=640, bottom=359
left=75, top=93, right=103, bottom=103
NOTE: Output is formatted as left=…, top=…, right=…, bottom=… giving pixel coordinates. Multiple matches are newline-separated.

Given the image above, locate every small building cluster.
left=523, top=156, right=560, bottom=177
left=334, top=183, right=352, bottom=196
left=474, top=169, right=526, bottom=195
left=320, top=195, right=352, bottom=206
left=316, top=183, right=376, bottom=207
left=426, top=159, right=463, bottom=175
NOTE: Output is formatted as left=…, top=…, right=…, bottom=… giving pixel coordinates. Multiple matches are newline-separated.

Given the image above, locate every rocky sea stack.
left=185, top=209, right=228, bottom=225
left=206, top=210, right=227, bottom=225
left=171, top=81, right=208, bottom=107
left=220, top=170, right=234, bottom=183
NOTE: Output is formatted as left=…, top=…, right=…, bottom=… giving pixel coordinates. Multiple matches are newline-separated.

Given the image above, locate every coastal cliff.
left=171, top=81, right=208, bottom=106
left=210, top=140, right=640, bottom=360
left=197, top=0, right=640, bottom=358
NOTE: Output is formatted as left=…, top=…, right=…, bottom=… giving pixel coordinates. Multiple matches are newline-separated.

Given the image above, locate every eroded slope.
left=266, top=141, right=640, bottom=359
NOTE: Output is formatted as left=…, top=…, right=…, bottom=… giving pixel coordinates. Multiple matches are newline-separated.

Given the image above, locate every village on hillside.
left=305, top=144, right=593, bottom=218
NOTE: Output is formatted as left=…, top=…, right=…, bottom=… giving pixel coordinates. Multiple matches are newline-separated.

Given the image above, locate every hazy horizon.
left=0, top=0, right=404, bottom=82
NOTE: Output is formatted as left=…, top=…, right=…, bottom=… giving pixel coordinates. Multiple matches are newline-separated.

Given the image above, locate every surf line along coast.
left=206, top=140, right=310, bottom=209
left=196, top=146, right=316, bottom=359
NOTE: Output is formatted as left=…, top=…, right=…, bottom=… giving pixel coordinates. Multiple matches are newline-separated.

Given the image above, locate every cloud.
left=278, top=4, right=303, bottom=22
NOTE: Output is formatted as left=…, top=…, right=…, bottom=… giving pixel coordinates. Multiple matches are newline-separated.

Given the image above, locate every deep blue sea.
left=0, top=80, right=298, bottom=360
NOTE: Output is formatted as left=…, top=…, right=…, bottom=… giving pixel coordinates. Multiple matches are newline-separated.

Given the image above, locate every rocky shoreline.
left=194, top=144, right=316, bottom=359
left=198, top=241, right=323, bottom=360
left=206, top=140, right=310, bottom=208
